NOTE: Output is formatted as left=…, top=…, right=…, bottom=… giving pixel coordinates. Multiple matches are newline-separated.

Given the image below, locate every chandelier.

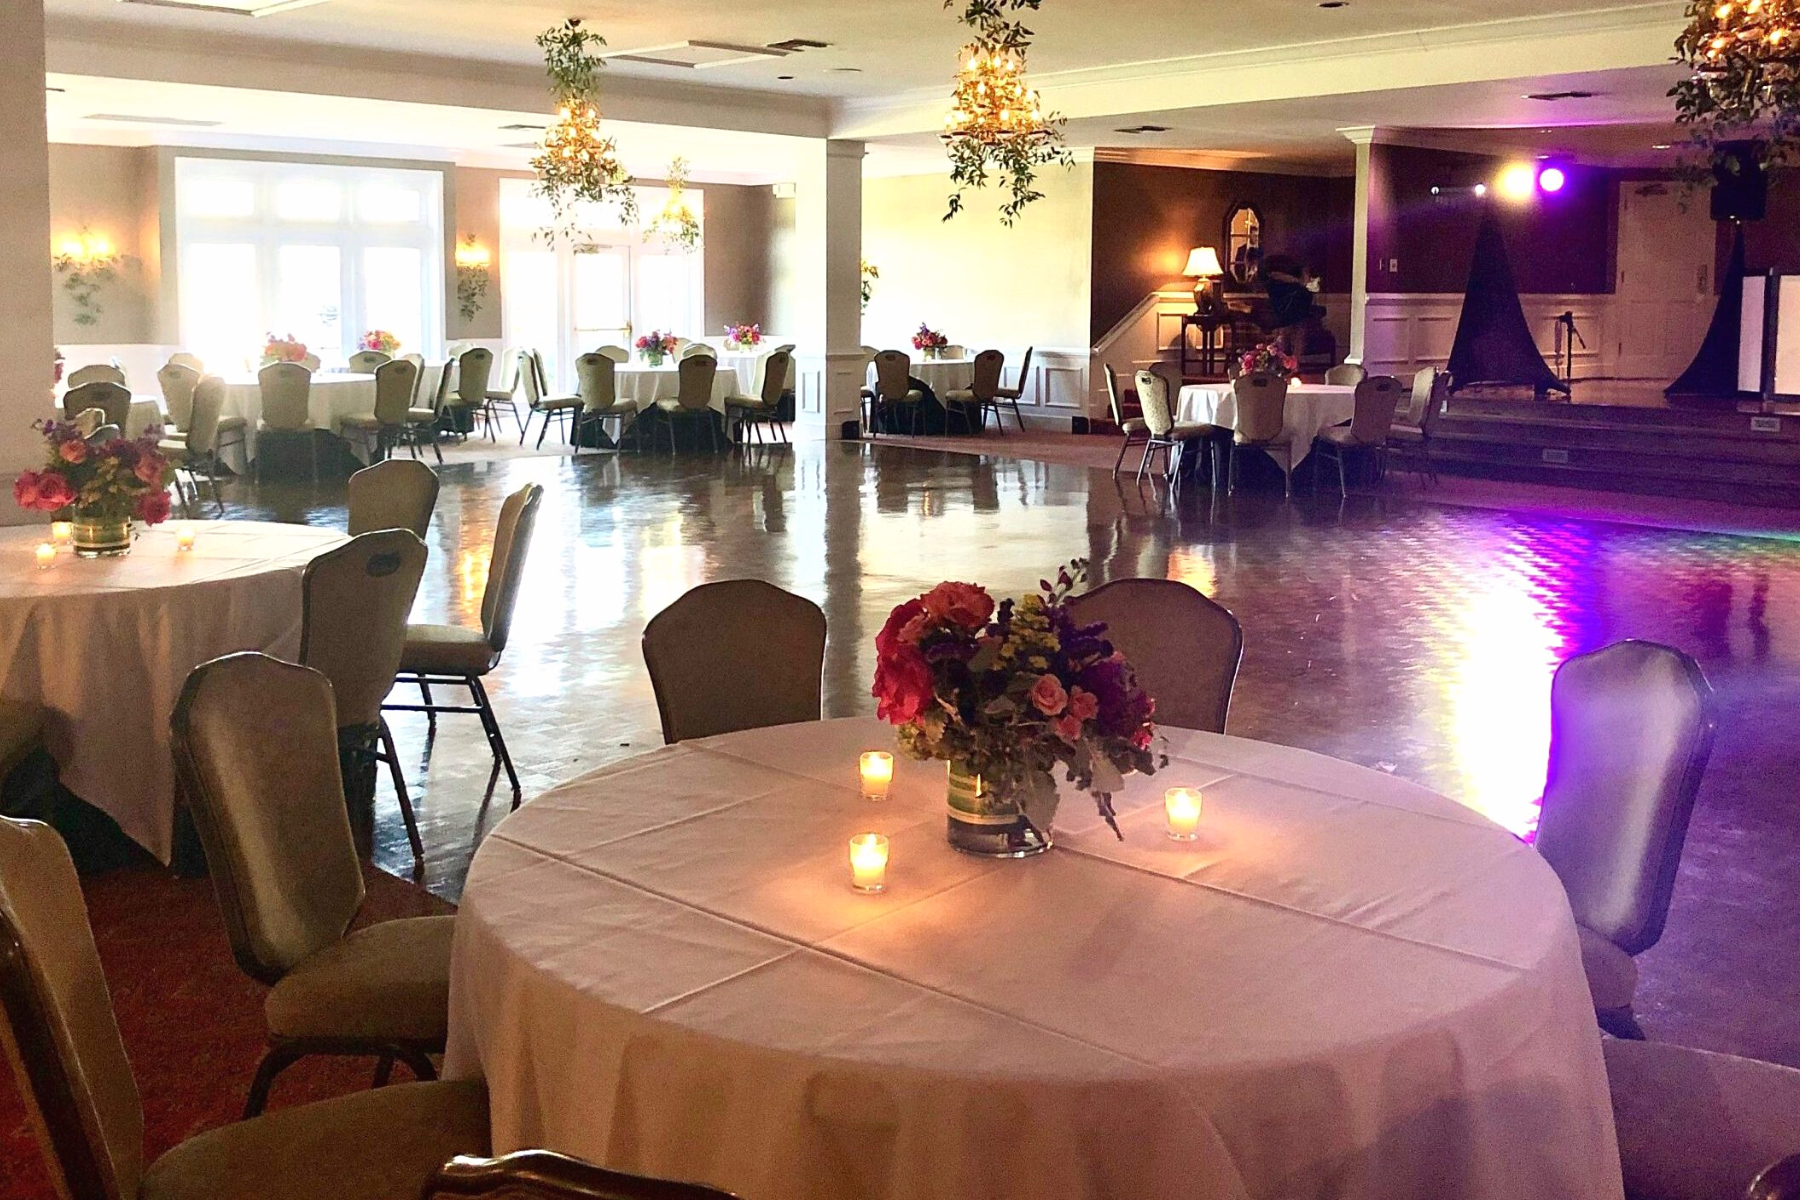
left=943, top=44, right=1050, bottom=147
left=1693, top=0, right=1800, bottom=65
left=1673, top=0, right=1800, bottom=169
left=940, top=0, right=1071, bottom=225
left=530, top=19, right=636, bottom=239
left=646, top=157, right=702, bottom=252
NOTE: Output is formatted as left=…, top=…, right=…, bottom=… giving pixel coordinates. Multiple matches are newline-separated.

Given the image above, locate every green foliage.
left=941, top=0, right=1071, bottom=227
left=537, top=18, right=607, bottom=102
left=1670, top=0, right=1800, bottom=173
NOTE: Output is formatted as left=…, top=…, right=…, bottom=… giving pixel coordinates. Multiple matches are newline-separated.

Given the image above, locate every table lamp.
left=1184, top=247, right=1224, bottom=318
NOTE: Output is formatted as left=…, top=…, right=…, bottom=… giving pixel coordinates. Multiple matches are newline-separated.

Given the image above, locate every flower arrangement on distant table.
left=873, top=559, right=1165, bottom=856
left=359, top=329, right=401, bottom=354
left=912, top=323, right=950, bottom=360
left=261, top=333, right=308, bottom=366
left=635, top=331, right=678, bottom=366
left=14, top=420, right=175, bottom=556
left=724, top=323, right=762, bottom=351
left=1238, top=342, right=1299, bottom=380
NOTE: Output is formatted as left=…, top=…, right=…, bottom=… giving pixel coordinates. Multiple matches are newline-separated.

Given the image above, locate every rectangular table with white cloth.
left=218, top=372, right=378, bottom=467
left=1177, top=381, right=1355, bottom=467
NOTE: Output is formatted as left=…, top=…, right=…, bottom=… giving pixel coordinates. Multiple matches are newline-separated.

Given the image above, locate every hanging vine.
left=1671, top=0, right=1800, bottom=173
left=941, top=0, right=1072, bottom=225
left=530, top=18, right=638, bottom=244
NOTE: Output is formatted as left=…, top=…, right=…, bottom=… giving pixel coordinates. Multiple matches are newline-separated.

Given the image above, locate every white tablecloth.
left=446, top=716, right=1620, bottom=1200
left=615, top=361, right=739, bottom=415
left=0, top=521, right=346, bottom=861
left=867, top=356, right=975, bottom=397
left=1178, top=382, right=1355, bottom=467
left=219, top=373, right=378, bottom=464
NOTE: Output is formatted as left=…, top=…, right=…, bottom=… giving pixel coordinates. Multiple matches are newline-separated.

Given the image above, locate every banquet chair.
left=427, top=1151, right=740, bottom=1200
left=158, top=374, right=228, bottom=517
left=0, top=814, right=491, bottom=1199
left=643, top=580, right=826, bottom=744
left=724, top=348, right=793, bottom=445
left=156, top=360, right=200, bottom=432
left=385, top=484, right=543, bottom=810
left=1135, top=369, right=1217, bottom=486
left=348, top=349, right=391, bottom=374
left=1603, top=1037, right=1800, bottom=1200
left=1312, top=374, right=1404, bottom=496
left=301, top=530, right=430, bottom=869
left=406, top=359, right=453, bottom=464
left=484, top=348, right=525, bottom=440
left=1755, top=1158, right=1800, bottom=1200
left=448, top=347, right=494, bottom=440
left=1066, top=578, right=1242, bottom=734
left=572, top=351, right=638, bottom=455
left=340, top=357, right=419, bottom=461
left=348, top=458, right=439, bottom=539
left=1389, top=366, right=1446, bottom=484
left=1228, top=371, right=1296, bottom=498
left=257, top=361, right=319, bottom=483
left=85, top=424, right=122, bottom=445
left=61, top=380, right=131, bottom=430
left=170, top=654, right=458, bottom=1116
left=943, top=349, right=1005, bottom=436
left=1324, top=361, right=1367, bottom=387
left=869, top=350, right=924, bottom=437
left=655, top=354, right=721, bottom=453
left=66, top=363, right=126, bottom=389
left=301, top=353, right=322, bottom=372
left=596, top=344, right=630, bottom=364
left=1536, top=641, right=1716, bottom=1040
left=402, top=352, right=427, bottom=401
left=991, top=345, right=1033, bottom=427
left=857, top=346, right=880, bottom=432
left=1103, top=363, right=1150, bottom=476
left=520, top=349, right=583, bottom=449
left=167, top=350, right=204, bottom=373
left=680, top=342, right=717, bottom=360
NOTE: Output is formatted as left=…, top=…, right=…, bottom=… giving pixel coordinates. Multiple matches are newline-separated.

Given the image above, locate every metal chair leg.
left=244, top=1043, right=306, bottom=1118
left=469, top=676, right=523, bottom=809
left=378, top=718, right=423, bottom=871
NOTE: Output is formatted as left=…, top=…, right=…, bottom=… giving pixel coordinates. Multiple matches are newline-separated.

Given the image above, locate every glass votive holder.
left=35, top=543, right=55, bottom=571
left=1165, top=787, right=1203, bottom=841
left=175, top=523, right=196, bottom=552
left=859, top=751, right=894, bottom=802
left=50, top=520, right=72, bottom=549
left=849, top=833, right=889, bottom=893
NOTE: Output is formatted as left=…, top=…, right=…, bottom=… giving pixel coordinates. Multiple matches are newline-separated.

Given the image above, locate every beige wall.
left=860, top=163, right=1095, bottom=352
left=450, top=166, right=508, bottom=341
left=765, top=196, right=800, bottom=339
left=1, top=0, right=54, bottom=485
left=48, top=144, right=161, bottom=345
left=702, top=183, right=778, bottom=334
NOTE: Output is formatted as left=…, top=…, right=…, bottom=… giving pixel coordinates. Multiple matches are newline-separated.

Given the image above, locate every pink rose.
left=37, top=475, right=76, bottom=511
left=13, top=472, right=43, bottom=511
left=1029, top=673, right=1068, bottom=717
left=920, top=581, right=995, bottom=631
left=1131, top=728, right=1153, bottom=752
left=1067, top=687, right=1099, bottom=723
left=133, top=453, right=165, bottom=486
left=1053, top=714, right=1084, bottom=743
left=57, top=439, right=88, bottom=464
left=134, top=488, right=171, bottom=525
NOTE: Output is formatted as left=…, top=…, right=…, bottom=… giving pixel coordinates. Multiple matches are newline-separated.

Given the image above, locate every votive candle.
left=1165, top=787, right=1203, bottom=841
left=35, top=543, right=55, bottom=571
left=859, top=751, right=894, bottom=801
left=50, top=520, right=72, bottom=549
left=175, top=523, right=196, bottom=552
left=849, top=833, right=889, bottom=893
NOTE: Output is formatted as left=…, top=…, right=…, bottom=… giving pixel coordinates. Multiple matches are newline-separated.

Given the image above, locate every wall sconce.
left=52, top=231, right=120, bottom=328
left=454, top=235, right=491, bottom=323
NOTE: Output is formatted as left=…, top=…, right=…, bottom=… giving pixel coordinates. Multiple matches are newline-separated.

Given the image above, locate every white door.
left=1615, top=184, right=1715, bottom=380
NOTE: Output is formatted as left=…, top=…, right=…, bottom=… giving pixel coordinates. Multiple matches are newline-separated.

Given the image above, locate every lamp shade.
left=1183, top=246, right=1224, bottom=278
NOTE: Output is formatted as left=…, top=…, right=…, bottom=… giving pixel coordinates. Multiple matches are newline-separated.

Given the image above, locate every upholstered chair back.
left=757, top=350, right=793, bottom=407
left=170, top=653, right=364, bottom=983
left=429, top=359, right=455, bottom=413
left=1348, top=376, right=1405, bottom=444
left=1134, top=369, right=1174, bottom=437
left=62, top=380, right=131, bottom=429
left=158, top=361, right=201, bottom=431
left=0, top=817, right=145, bottom=1200
left=968, top=349, right=1006, bottom=400
left=1066, top=579, right=1244, bottom=735
left=642, top=580, right=827, bottom=744
left=347, top=458, right=439, bottom=539
left=456, top=348, right=494, bottom=405
left=519, top=350, right=546, bottom=408
left=1422, top=369, right=1453, bottom=435
left=873, top=351, right=913, bottom=402
left=480, top=484, right=545, bottom=654
left=1232, top=371, right=1290, bottom=443
left=674, top=354, right=717, bottom=412
left=596, top=345, right=630, bottom=364
left=772, top=344, right=798, bottom=392
left=67, top=364, right=125, bottom=389
left=495, top=349, right=523, bottom=395
left=300, top=353, right=321, bottom=372
left=401, top=353, right=426, bottom=399
left=167, top=351, right=204, bottom=373
left=576, top=353, right=618, bottom=411
left=374, top=358, right=419, bottom=426
left=1536, top=640, right=1716, bottom=955
left=1325, top=362, right=1367, bottom=388
left=300, top=531, right=428, bottom=728
left=348, top=350, right=391, bottom=374
left=1407, top=365, right=1438, bottom=426
left=86, top=424, right=123, bottom=445
left=186, top=376, right=226, bottom=455
left=258, top=362, right=313, bottom=429
left=680, top=342, right=717, bottom=360
left=1013, top=346, right=1035, bottom=387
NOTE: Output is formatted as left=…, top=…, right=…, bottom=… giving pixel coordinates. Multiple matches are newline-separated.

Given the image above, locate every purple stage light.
left=1538, top=167, right=1566, bottom=193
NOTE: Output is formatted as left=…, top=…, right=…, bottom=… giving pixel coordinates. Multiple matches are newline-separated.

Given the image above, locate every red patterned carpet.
left=0, top=861, right=452, bottom=1197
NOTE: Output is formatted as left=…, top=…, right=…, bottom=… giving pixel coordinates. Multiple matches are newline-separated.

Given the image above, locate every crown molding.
left=1094, top=146, right=1350, bottom=177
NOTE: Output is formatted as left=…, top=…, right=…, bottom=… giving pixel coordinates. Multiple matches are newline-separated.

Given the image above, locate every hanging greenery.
left=1671, top=0, right=1800, bottom=172
left=860, top=259, right=880, bottom=313
left=646, top=157, right=703, bottom=252
left=941, top=0, right=1072, bottom=225
left=530, top=18, right=637, bottom=243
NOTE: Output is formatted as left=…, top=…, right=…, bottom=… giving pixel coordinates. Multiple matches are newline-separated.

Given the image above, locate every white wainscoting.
left=1361, top=293, right=1618, bottom=380
left=791, top=351, right=867, bottom=437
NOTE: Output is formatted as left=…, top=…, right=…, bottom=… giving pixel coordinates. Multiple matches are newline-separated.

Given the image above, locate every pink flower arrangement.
left=1238, top=342, right=1299, bottom=380
left=359, top=329, right=401, bottom=354
left=872, top=560, right=1165, bottom=838
left=634, top=331, right=679, bottom=359
left=13, top=420, right=175, bottom=526
left=724, top=322, right=762, bottom=349
left=262, top=333, right=308, bottom=364
left=911, top=323, right=949, bottom=353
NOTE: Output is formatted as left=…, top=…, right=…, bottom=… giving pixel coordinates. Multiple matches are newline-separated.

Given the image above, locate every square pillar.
left=1339, top=127, right=1379, bottom=366
left=788, top=139, right=864, bottom=439
left=0, top=0, right=54, bottom=513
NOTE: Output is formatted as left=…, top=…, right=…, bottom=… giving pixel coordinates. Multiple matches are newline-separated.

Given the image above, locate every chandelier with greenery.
left=531, top=18, right=637, bottom=239
left=1672, top=0, right=1800, bottom=169
left=646, top=157, right=702, bottom=252
left=941, top=0, right=1071, bottom=225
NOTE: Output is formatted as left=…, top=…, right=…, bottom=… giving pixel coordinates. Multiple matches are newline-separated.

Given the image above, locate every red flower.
left=873, top=649, right=934, bottom=725
left=1053, top=714, right=1084, bottom=743
left=920, top=581, right=994, bottom=630
left=1067, top=687, right=1099, bottom=723
left=57, top=439, right=88, bottom=464
left=1131, top=728, right=1153, bottom=751
left=876, top=599, right=927, bottom=654
left=133, top=453, right=165, bottom=486
left=13, top=472, right=44, bottom=511
left=27, top=473, right=76, bottom=512
left=134, top=488, right=171, bottom=525
left=1029, top=673, right=1068, bottom=717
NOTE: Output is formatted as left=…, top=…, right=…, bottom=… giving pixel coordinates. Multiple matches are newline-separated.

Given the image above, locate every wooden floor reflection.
left=230, top=440, right=1800, bottom=1066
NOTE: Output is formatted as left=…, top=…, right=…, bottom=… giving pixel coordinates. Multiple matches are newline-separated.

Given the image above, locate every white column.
left=0, top=0, right=54, bottom=517
left=788, top=139, right=864, bottom=439
left=1339, top=126, right=1379, bottom=367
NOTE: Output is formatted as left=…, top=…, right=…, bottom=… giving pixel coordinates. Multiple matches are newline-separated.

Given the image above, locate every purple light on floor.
left=1538, top=167, right=1566, bottom=193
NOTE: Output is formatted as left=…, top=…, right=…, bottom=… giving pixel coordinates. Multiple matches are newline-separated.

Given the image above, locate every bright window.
left=174, top=157, right=444, bottom=370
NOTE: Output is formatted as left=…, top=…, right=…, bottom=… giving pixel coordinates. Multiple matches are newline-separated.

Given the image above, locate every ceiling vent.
left=766, top=38, right=830, bottom=52
left=602, top=41, right=787, bottom=69
left=500, top=142, right=542, bottom=150
left=1524, top=89, right=1599, bottom=102
left=1115, top=124, right=1172, bottom=135
left=85, top=112, right=224, bottom=127
left=115, top=0, right=330, bottom=16
left=498, top=123, right=545, bottom=132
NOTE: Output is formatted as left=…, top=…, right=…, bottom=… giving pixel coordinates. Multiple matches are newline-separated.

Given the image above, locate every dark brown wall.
left=1726, top=175, right=1800, bottom=277
left=1366, top=143, right=1616, bottom=295
left=1089, top=160, right=1352, bottom=341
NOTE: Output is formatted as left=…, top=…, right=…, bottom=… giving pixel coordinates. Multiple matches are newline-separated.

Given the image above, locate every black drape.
left=1667, top=224, right=1747, bottom=399
left=1446, top=207, right=1569, bottom=395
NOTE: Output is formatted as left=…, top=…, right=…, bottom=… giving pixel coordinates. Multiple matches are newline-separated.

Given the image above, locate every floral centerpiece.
left=53, top=348, right=65, bottom=386
left=1238, top=342, right=1299, bottom=380
left=14, top=421, right=174, bottom=557
left=872, top=560, right=1165, bottom=857
left=359, top=329, right=401, bottom=354
left=724, top=323, right=762, bottom=351
left=635, top=331, right=678, bottom=366
left=261, top=333, right=308, bottom=366
left=912, top=323, right=950, bottom=360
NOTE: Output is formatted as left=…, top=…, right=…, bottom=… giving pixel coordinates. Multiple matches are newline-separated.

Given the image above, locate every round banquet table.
left=0, top=521, right=346, bottom=862
left=1178, top=381, right=1355, bottom=468
left=614, top=361, right=741, bottom=415
left=219, top=372, right=378, bottom=467
left=445, top=717, right=1622, bottom=1200
left=865, top=356, right=975, bottom=397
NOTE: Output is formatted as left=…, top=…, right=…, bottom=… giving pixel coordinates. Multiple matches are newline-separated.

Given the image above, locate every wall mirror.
left=1224, top=204, right=1264, bottom=286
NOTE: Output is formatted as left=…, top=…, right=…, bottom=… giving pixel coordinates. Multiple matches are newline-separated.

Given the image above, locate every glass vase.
left=945, top=761, right=1051, bottom=858
left=643, top=351, right=665, bottom=367
left=72, top=513, right=132, bottom=558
